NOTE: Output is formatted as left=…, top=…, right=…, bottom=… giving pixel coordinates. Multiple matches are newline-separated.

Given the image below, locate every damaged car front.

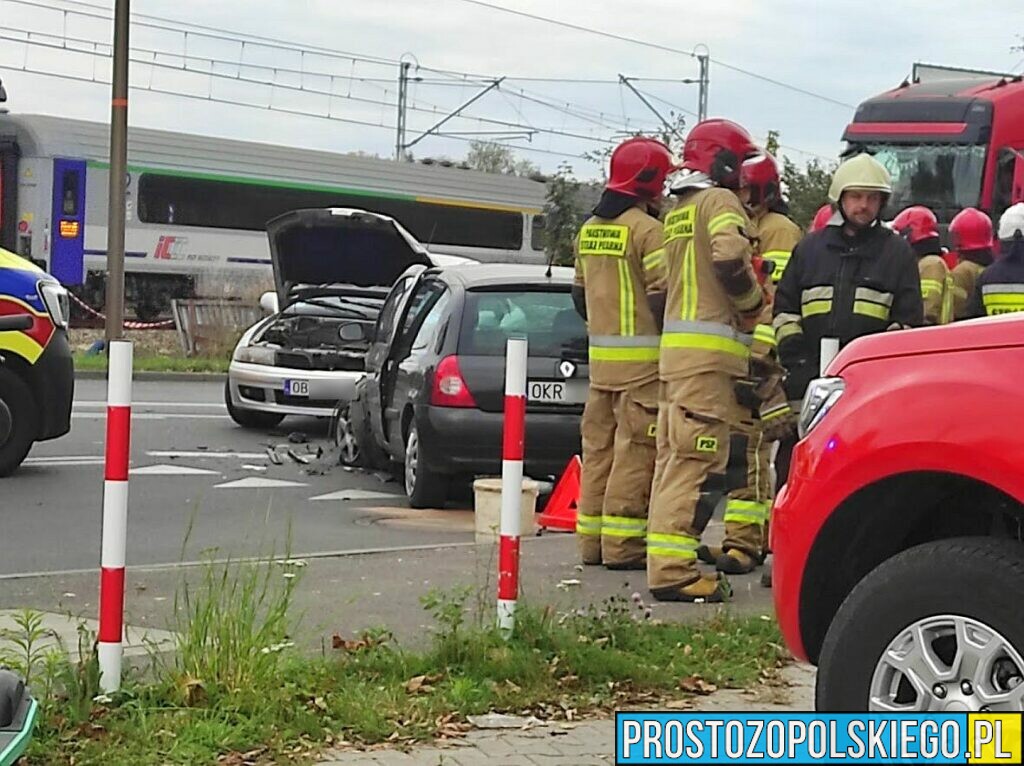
left=225, top=208, right=441, bottom=429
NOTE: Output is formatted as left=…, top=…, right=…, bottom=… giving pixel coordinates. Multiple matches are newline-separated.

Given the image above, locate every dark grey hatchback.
left=334, top=263, right=589, bottom=508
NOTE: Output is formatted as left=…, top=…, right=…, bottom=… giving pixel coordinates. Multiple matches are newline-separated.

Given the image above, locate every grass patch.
left=9, top=564, right=788, bottom=765
left=73, top=353, right=229, bottom=373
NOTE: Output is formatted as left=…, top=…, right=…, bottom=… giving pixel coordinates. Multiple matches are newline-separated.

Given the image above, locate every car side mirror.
left=259, top=291, right=279, bottom=314
left=339, top=323, right=368, bottom=343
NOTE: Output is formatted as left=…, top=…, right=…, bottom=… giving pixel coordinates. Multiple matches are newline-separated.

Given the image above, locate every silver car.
left=225, top=207, right=463, bottom=428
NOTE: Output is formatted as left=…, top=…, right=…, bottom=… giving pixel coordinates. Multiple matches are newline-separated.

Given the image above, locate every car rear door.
left=455, top=285, right=590, bottom=415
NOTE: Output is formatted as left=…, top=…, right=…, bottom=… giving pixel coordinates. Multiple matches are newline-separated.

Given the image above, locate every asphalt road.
left=0, top=377, right=474, bottom=576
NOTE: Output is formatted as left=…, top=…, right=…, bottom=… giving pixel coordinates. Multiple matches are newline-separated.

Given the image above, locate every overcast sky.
left=2, top=0, right=1022, bottom=179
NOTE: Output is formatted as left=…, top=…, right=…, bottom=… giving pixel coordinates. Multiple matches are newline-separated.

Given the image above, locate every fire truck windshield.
left=850, top=143, right=987, bottom=223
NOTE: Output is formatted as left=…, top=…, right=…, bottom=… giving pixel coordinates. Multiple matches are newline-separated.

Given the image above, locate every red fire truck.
left=842, top=64, right=1024, bottom=231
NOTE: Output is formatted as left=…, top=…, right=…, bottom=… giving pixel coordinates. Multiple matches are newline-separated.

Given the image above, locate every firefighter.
left=737, top=154, right=803, bottom=284
left=773, top=154, right=924, bottom=489
left=969, top=203, right=1024, bottom=317
left=646, top=119, right=765, bottom=603
left=948, top=208, right=995, bottom=320
left=892, top=206, right=953, bottom=325
left=696, top=153, right=797, bottom=575
left=572, top=136, right=673, bottom=570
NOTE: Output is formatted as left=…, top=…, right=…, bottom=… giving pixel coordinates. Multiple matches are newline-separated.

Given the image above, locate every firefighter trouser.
left=723, top=418, right=773, bottom=558
left=577, top=380, right=659, bottom=566
left=648, top=371, right=747, bottom=591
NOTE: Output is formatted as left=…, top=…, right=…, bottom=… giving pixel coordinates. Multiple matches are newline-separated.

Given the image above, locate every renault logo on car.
left=559, top=360, right=576, bottom=379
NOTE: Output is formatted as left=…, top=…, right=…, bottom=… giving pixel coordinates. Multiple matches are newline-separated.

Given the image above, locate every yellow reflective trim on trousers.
left=921, top=279, right=944, bottom=297
left=661, top=332, right=750, bottom=358
left=853, top=300, right=890, bottom=321
left=589, top=346, right=660, bottom=362
left=618, top=259, right=635, bottom=336
left=646, top=532, right=698, bottom=560
left=725, top=499, right=769, bottom=514
left=681, top=240, right=697, bottom=320
left=802, top=300, right=833, bottom=317
left=576, top=513, right=602, bottom=536
left=643, top=248, right=666, bottom=271
left=601, top=513, right=648, bottom=539
left=723, top=512, right=766, bottom=526
left=753, top=324, right=777, bottom=347
left=707, top=211, right=746, bottom=236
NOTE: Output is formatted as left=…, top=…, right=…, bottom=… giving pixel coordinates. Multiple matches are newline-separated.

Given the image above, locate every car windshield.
left=458, top=289, right=587, bottom=358
left=848, top=142, right=987, bottom=222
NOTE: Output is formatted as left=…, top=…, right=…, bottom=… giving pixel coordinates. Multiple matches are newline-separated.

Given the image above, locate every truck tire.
left=224, top=380, right=284, bottom=430
left=403, top=421, right=448, bottom=509
left=816, top=537, right=1024, bottom=712
left=0, top=368, right=38, bottom=477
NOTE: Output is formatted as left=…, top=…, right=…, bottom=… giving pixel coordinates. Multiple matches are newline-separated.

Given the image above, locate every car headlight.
left=38, top=280, right=69, bottom=329
left=232, top=345, right=277, bottom=365
left=798, top=377, right=845, bottom=438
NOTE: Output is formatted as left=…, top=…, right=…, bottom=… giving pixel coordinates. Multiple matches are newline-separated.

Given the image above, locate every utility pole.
left=104, top=0, right=130, bottom=343
left=696, top=51, right=710, bottom=122
left=395, top=61, right=411, bottom=161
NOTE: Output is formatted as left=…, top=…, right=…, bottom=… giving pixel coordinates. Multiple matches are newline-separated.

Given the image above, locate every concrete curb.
left=75, top=370, right=227, bottom=382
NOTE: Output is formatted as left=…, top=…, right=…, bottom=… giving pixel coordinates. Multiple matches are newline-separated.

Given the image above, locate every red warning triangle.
left=537, top=455, right=580, bottom=532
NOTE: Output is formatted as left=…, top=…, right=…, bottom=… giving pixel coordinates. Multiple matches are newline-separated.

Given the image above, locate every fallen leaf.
left=683, top=644, right=693, bottom=656
left=467, top=713, right=544, bottom=730
left=664, top=699, right=692, bottom=710
left=678, top=676, right=718, bottom=695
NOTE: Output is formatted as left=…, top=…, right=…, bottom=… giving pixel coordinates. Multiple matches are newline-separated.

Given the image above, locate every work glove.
left=758, top=383, right=797, bottom=442
left=782, top=358, right=817, bottom=402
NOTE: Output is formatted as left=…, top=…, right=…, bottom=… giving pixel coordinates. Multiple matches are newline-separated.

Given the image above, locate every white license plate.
left=284, top=379, right=309, bottom=397
left=528, top=380, right=586, bottom=404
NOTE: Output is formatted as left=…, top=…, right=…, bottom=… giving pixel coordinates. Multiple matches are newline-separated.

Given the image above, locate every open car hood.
left=267, top=208, right=433, bottom=307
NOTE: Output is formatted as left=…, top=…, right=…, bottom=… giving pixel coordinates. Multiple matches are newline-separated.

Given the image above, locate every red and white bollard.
left=498, top=336, right=528, bottom=638
left=99, top=340, right=133, bottom=692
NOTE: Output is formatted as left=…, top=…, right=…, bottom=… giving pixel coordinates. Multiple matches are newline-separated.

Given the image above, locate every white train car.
left=0, top=113, right=548, bottom=320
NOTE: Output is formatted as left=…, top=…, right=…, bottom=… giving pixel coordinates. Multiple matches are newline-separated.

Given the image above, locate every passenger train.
left=0, top=113, right=548, bottom=320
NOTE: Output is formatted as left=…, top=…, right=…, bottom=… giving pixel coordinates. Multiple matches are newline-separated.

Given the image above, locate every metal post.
left=497, top=336, right=527, bottom=639
left=395, top=61, right=410, bottom=161
left=104, top=0, right=130, bottom=344
left=697, top=53, right=709, bottom=122
left=98, top=340, right=133, bottom=691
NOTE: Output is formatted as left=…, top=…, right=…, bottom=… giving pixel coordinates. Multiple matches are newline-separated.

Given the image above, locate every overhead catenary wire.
left=449, top=0, right=857, bottom=110
left=6, top=63, right=600, bottom=163
left=1, top=30, right=628, bottom=146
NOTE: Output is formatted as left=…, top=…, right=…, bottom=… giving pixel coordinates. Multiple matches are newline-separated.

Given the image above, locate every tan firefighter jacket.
left=659, top=186, right=764, bottom=382
left=574, top=205, right=666, bottom=390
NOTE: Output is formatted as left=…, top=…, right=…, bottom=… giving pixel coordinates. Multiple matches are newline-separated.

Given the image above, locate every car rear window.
left=458, top=289, right=587, bottom=357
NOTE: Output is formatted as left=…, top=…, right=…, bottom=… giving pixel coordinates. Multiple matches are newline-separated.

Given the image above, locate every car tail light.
left=431, top=355, right=476, bottom=408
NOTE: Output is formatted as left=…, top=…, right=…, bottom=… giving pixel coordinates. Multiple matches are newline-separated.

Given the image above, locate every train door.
left=49, top=158, right=86, bottom=286
left=0, top=137, right=18, bottom=252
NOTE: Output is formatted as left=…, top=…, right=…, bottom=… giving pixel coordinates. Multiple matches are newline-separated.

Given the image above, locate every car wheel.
left=816, top=537, right=1024, bottom=712
left=224, top=380, right=284, bottom=430
left=0, top=368, right=38, bottom=477
left=403, top=421, right=448, bottom=509
left=334, top=394, right=387, bottom=470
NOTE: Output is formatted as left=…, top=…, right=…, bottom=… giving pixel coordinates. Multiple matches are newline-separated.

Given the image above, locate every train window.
left=530, top=215, right=546, bottom=252
left=62, top=171, right=80, bottom=216
left=137, top=173, right=523, bottom=250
